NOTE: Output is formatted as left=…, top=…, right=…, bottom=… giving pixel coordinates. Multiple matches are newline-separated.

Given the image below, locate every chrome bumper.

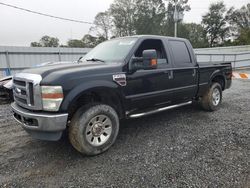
left=11, top=102, right=68, bottom=141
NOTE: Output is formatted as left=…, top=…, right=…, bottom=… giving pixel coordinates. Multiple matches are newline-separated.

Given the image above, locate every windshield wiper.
left=77, top=56, right=83, bottom=63
left=86, top=58, right=105, bottom=63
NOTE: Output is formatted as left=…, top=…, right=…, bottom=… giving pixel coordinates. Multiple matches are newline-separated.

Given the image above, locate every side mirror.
left=130, top=49, right=158, bottom=71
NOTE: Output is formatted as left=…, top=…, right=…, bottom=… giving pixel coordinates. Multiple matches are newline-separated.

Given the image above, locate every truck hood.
left=20, top=61, right=123, bottom=85
left=22, top=61, right=118, bottom=77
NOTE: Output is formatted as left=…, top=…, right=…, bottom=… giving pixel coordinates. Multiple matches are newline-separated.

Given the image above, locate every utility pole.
left=173, top=0, right=184, bottom=38
left=174, top=1, right=178, bottom=37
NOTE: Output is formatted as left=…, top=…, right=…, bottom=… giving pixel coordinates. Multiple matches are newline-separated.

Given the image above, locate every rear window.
left=169, top=40, right=191, bottom=65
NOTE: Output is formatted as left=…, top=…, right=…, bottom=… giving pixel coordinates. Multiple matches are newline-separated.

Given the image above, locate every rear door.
left=166, top=39, right=198, bottom=103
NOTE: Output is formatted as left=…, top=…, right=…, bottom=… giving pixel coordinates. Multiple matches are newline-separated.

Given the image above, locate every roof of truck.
left=112, top=35, right=189, bottom=42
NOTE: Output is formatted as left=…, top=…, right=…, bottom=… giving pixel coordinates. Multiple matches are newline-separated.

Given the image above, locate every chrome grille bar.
left=26, top=81, right=31, bottom=105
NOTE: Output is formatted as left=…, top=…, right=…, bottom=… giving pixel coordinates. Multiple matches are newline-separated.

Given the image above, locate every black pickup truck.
left=11, top=35, right=232, bottom=155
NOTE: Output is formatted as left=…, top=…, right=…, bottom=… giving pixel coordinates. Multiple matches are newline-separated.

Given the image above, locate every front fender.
left=60, top=80, right=120, bottom=111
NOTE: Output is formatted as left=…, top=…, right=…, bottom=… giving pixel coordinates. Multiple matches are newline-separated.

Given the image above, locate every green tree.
left=67, top=39, right=85, bottom=48
left=182, top=23, right=209, bottom=48
left=228, top=4, right=250, bottom=30
left=30, top=35, right=59, bottom=47
left=95, top=36, right=107, bottom=45
left=39, top=35, right=59, bottom=47
left=235, top=28, right=250, bottom=45
left=90, top=11, right=112, bottom=39
left=227, top=3, right=250, bottom=43
left=202, top=2, right=229, bottom=47
left=176, top=23, right=189, bottom=39
left=133, top=0, right=166, bottom=35
left=109, top=0, right=136, bottom=36
left=176, top=23, right=209, bottom=48
left=82, top=34, right=106, bottom=48
left=30, top=42, right=42, bottom=47
left=108, top=0, right=190, bottom=37
left=163, top=0, right=191, bottom=36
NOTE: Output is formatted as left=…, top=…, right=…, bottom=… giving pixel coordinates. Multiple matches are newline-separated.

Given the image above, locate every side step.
left=129, top=101, right=192, bottom=118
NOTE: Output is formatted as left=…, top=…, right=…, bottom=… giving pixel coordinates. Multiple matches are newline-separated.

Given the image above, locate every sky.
left=0, top=0, right=249, bottom=46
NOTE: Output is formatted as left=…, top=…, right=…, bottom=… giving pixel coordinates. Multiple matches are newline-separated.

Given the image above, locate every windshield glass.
left=82, top=37, right=138, bottom=62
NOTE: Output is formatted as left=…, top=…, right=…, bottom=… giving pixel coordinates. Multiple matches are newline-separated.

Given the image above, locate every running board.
left=129, top=101, right=192, bottom=118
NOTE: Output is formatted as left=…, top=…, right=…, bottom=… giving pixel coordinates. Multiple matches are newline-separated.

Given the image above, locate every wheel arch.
left=210, top=70, right=226, bottom=90
left=61, top=80, right=125, bottom=120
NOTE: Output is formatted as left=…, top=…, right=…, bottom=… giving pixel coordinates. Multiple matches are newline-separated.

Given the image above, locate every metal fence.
left=194, top=45, right=250, bottom=69
left=195, top=52, right=250, bottom=69
left=0, top=46, right=91, bottom=77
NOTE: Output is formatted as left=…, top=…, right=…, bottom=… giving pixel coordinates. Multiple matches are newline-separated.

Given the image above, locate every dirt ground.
left=0, top=79, right=249, bottom=188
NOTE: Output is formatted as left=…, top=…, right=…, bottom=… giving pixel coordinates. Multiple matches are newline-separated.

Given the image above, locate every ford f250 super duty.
left=11, top=35, right=232, bottom=155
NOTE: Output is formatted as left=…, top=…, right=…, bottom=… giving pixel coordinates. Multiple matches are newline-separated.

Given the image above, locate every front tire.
left=201, top=82, right=222, bottom=111
left=69, top=104, right=119, bottom=155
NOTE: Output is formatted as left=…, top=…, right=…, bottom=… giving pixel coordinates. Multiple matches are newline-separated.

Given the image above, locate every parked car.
left=0, top=61, right=76, bottom=104
left=0, top=76, right=13, bottom=104
left=11, top=35, right=232, bottom=155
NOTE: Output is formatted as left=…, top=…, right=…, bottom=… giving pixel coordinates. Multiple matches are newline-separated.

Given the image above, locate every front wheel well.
left=211, top=75, right=225, bottom=90
left=67, top=89, right=124, bottom=120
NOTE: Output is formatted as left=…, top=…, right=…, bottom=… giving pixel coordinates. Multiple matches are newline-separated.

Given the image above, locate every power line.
left=0, top=2, right=94, bottom=25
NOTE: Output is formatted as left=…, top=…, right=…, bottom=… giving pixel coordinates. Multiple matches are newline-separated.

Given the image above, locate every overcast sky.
left=0, top=0, right=249, bottom=46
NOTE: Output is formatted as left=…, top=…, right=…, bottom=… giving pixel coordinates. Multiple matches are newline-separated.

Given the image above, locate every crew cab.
left=11, top=35, right=232, bottom=155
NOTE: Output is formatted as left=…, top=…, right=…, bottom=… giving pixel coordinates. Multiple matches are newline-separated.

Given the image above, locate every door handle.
left=169, top=70, right=173, bottom=79
left=164, top=70, right=173, bottom=79
left=192, top=69, right=196, bottom=77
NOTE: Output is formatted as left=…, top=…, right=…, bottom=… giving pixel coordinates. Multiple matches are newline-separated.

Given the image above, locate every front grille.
left=13, top=73, right=43, bottom=110
left=13, top=79, right=33, bottom=106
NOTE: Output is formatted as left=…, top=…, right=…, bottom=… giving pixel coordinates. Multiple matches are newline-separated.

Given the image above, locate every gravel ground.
left=0, top=79, right=249, bottom=188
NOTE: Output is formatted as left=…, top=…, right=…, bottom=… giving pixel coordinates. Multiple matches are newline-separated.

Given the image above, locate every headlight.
left=41, top=86, right=64, bottom=111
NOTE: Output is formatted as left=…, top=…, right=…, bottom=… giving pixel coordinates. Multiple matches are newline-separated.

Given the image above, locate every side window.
left=134, top=39, right=168, bottom=65
left=169, top=40, right=192, bottom=66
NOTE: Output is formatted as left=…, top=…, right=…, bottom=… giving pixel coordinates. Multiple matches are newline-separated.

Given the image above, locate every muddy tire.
left=201, top=82, right=222, bottom=111
left=69, top=103, right=119, bottom=156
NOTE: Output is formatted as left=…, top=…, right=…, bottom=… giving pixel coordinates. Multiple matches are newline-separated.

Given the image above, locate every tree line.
left=31, top=0, right=250, bottom=48
left=30, top=34, right=106, bottom=48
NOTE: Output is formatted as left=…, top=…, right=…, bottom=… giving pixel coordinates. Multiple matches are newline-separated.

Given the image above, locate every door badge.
left=113, top=74, right=127, bottom=86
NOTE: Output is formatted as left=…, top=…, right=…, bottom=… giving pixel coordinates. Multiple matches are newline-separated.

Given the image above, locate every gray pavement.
left=0, top=78, right=249, bottom=187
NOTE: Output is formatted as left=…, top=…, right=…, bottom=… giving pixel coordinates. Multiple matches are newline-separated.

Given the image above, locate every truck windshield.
left=82, top=38, right=137, bottom=63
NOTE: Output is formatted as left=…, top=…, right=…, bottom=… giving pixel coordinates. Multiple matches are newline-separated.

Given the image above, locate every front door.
left=123, top=39, right=174, bottom=111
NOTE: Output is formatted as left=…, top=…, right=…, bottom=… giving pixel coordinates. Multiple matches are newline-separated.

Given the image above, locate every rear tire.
left=69, top=103, right=119, bottom=156
left=201, top=82, right=222, bottom=111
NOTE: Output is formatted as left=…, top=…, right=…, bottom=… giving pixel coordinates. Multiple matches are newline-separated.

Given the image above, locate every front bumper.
left=11, top=102, right=68, bottom=141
